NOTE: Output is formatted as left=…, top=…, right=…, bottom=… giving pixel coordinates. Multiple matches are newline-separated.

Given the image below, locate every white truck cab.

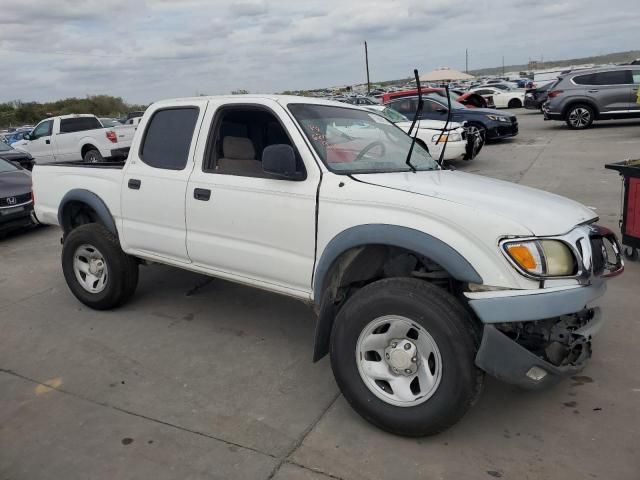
left=12, top=114, right=132, bottom=164
left=32, top=95, right=623, bottom=436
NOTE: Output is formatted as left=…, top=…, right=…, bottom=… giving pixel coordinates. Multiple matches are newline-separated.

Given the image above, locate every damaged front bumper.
left=474, top=308, right=602, bottom=389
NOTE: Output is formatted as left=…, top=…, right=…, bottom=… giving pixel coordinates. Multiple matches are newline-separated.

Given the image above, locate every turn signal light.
left=548, top=90, right=564, bottom=98
left=505, top=244, right=539, bottom=271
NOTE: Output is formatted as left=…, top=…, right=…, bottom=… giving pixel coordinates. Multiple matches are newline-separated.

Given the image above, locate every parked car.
left=470, top=86, right=525, bottom=108
left=11, top=114, right=132, bottom=163
left=524, top=82, right=555, bottom=111
left=0, top=140, right=35, bottom=170
left=99, top=118, right=123, bottom=128
left=32, top=94, right=621, bottom=436
left=118, top=111, right=146, bottom=124
left=543, top=65, right=640, bottom=129
left=2, top=128, right=32, bottom=145
left=362, top=105, right=483, bottom=161
left=338, top=96, right=379, bottom=105
left=385, top=94, right=518, bottom=141
left=383, top=88, right=495, bottom=109
left=0, top=158, right=37, bottom=235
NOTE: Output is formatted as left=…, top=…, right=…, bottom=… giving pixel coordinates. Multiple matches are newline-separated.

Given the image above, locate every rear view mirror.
left=262, top=144, right=305, bottom=180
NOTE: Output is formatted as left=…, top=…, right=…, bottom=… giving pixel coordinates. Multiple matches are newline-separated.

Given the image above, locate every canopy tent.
left=420, top=67, right=474, bottom=82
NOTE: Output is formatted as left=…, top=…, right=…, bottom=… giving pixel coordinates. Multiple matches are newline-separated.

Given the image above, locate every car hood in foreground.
left=0, top=149, right=32, bottom=161
left=0, top=170, right=31, bottom=198
left=352, top=170, right=597, bottom=236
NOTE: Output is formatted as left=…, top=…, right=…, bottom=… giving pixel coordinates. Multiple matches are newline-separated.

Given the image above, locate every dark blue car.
left=385, top=94, right=518, bottom=141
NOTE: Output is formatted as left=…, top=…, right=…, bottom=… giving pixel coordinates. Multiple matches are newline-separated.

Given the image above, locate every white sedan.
left=362, top=106, right=482, bottom=161
left=469, top=87, right=525, bottom=109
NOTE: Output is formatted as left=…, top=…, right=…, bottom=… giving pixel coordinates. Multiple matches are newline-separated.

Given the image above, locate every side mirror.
left=435, top=107, right=448, bottom=114
left=23, top=133, right=31, bottom=141
left=262, top=144, right=305, bottom=180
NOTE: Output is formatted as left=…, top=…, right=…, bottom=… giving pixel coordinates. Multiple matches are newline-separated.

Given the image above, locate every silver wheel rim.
left=73, top=244, right=108, bottom=293
left=356, top=315, right=442, bottom=407
left=569, top=108, right=590, bottom=127
left=467, top=125, right=485, bottom=141
left=86, top=152, right=99, bottom=163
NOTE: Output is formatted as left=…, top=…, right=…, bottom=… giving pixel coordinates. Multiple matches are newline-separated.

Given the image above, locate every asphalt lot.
left=1, top=110, right=639, bottom=480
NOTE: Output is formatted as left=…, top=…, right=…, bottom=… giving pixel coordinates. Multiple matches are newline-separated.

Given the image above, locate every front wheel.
left=62, top=224, right=138, bottom=310
left=508, top=99, right=522, bottom=108
left=330, top=278, right=483, bottom=436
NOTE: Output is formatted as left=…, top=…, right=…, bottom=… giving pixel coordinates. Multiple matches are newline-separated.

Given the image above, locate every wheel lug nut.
left=404, top=343, right=411, bottom=350
left=411, top=357, right=417, bottom=363
left=391, top=342, right=397, bottom=348
left=404, top=369, right=412, bottom=374
left=385, top=353, right=390, bottom=359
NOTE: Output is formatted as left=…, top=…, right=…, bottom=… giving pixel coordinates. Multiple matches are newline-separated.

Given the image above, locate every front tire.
left=508, top=99, right=522, bottom=108
left=62, top=224, right=138, bottom=310
left=565, top=104, right=594, bottom=129
left=330, top=278, right=483, bottom=436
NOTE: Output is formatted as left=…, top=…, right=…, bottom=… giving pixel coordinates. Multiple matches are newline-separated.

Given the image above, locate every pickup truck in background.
left=12, top=114, right=132, bottom=164
left=32, top=95, right=623, bottom=437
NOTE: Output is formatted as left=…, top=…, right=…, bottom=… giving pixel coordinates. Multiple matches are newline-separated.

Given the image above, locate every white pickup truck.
left=32, top=95, right=623, bottom=436
left=12, top=114, right=132, bottom=164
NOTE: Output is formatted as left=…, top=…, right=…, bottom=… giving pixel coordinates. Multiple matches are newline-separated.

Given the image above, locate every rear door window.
left=632, top=70, right=640, bottom=84
left=574, top=70, right=631, bottom=85
left=139, top=107, right=199, bottom=170
left=60, top=117, right=102, bottom=133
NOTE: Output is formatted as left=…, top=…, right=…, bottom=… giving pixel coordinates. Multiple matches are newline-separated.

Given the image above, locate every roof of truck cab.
left=40, top=114, right=98, bottom=122
left=150, top=94, right=359, bottom=109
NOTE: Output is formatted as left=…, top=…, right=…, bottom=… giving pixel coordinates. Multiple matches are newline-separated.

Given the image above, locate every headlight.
left=486, top=115, right=510, bottom=123
left=502, top=239, right=576, bottom=277
left=431, top=132, right=462, bottom=144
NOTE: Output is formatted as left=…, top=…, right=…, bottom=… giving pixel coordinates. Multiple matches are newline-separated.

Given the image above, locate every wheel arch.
left=562, top=99, right=599, bottom=118
left=81, top=143, right=99, bottom=158
left=311, top=224, right=483, bottom=362
left=58, top=189, right=117, bottom=237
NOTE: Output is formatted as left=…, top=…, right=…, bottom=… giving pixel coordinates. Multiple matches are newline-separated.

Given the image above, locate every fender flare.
left=57, top=189, right=117, bottom=236
left=311, top=224, right=483, bottom=361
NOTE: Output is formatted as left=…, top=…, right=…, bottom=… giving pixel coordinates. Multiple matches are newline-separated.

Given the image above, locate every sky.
left=0, top=0, right=637, bottom=104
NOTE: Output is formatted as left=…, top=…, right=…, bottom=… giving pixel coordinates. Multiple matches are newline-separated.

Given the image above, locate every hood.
left=454, top=107, right=510, bottom=116
left=352, top=170, right=597, bottom=236
left=0, top=149, right=32, bottom=161
left=396, top=120, right=463, bottom=131
left=0, top=169, right=31, bottom=198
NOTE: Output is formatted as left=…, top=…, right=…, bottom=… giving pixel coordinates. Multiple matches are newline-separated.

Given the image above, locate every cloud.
left=0, top=0, right=636, bottom=104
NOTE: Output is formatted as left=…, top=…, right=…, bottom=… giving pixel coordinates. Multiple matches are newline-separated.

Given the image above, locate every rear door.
left=120, top=100, right=208, bottom=263
left=55, top=116, right=104, bottom=162
left=24, top=119, right=55, bottom=163
left=577, top=70, right=633, bottom=113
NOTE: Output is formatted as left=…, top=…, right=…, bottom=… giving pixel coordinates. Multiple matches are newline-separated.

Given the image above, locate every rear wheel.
left=83, top=149, right=104, bottom=163
left=565, top=104, right=594, bottom=129
left=62, top=224, right=138, bottom=310
left=508, top=98, right=522, bottom=108
left=330, top=278, right=483, bottom=436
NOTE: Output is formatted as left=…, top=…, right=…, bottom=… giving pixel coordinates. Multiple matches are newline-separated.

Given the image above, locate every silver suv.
left=543, top=66, right=640, bottom=129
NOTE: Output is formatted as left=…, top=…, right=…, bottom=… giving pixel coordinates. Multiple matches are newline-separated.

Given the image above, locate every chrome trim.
left=0, top=199, right=32, bottom=210
left=499, top=224, right=623, bottom=285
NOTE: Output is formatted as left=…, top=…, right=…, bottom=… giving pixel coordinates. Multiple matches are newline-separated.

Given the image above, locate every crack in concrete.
left=267, top=392, right=343, bottom=480
left=514, top=128, right=560, bottom=185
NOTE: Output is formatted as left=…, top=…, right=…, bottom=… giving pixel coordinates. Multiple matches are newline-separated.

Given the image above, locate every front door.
left=185, top=100, right=320, bottom=296
left=23, top=119, right=54, bottom=163
left=120, top=100, right=208, bottom=263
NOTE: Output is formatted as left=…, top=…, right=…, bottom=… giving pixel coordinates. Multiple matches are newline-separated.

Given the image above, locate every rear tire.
left=62, top=224, right=138, bottom=310
left=330, top=278, right=483, bottom=436
left=83, top=149, right=104, bottom=163
left=565, top=104, right=594, bottom=129
left=508, top=99, right=522, bottom=108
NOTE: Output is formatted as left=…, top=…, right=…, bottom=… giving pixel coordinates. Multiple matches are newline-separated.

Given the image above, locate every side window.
left=60, top=117, right=102, bottom=133
left=591, top=70, right=631, bottom=85
left=388, top=98, right=417, bottom=116
left=573, top=73, right=595, bottom=85
left=140, top=108, right=199, bottom=170
left=632, top=70, right=640, bottom=84
left=204, top=106, right=305, bottom=179
left=423, top=99, right=444, bottom=113
left=31, top=120, right=52, bottom=139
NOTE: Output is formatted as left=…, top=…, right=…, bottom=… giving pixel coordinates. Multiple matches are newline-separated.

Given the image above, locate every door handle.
left=45, top=139, right=50, bottom=144
left=194, top=188, right=211, bottom=201
left=587, top=89, right=599, bottom=93
left=128, top=178, right=141, bottom=190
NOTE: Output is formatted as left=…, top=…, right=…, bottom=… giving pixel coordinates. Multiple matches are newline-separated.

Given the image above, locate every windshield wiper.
left=404, top=68, right=423, bottom=173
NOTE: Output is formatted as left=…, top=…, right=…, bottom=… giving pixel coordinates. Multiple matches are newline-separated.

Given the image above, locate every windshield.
left=377, top=107, right=409, bottom=123
left=0, top=158, right=19, bottom=172
left=288, top=104, right=439, bottom=174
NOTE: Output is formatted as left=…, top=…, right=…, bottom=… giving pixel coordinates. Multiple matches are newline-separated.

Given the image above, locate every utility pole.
left=365, top=41, right=371, bottom=95
left=502, top=55, right=505, bottom=76
left=465, top=48, right=468, bottom=74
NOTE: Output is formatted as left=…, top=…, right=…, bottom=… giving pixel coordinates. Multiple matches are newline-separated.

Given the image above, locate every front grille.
left=0, top=192, right=31, bottom=207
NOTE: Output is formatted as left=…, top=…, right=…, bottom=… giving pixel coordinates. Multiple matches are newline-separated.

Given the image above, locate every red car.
left=381, top=88, right=494, bottom=109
